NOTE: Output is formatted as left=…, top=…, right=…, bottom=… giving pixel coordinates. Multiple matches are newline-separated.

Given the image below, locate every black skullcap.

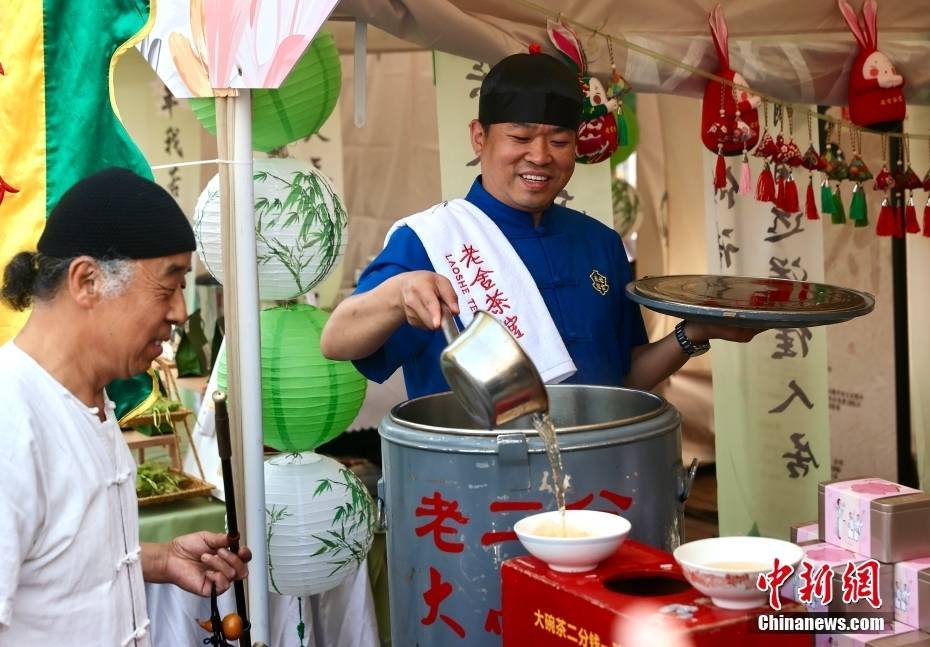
left=478, top=52, right=583, bottom=130
left=37, top=167, right=195, bottom=260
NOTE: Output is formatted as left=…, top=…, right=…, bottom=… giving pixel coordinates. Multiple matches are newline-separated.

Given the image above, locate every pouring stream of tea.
left=532, top=412, right=567, bottom=532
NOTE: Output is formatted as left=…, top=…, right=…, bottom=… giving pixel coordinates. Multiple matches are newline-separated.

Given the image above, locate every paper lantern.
left=189, top=29, right=341, bottom=152
left=265, top=451, right=376, bottom=596
left=217, top=305, right=366, bottom=452
left=194, top=158, right=347, bottom=301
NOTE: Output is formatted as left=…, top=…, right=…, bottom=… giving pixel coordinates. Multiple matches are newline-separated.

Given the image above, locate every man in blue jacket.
left=321, top=51, right=755, bottom=398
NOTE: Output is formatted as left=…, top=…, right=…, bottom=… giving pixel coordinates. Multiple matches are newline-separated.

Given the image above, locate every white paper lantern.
left=265, top=451, right=376, bottom=596
left=193, top=158, right=348, bottom=301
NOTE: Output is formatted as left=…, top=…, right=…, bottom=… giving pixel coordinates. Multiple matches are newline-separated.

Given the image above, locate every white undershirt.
left=0, top=341, right=150, bottom=646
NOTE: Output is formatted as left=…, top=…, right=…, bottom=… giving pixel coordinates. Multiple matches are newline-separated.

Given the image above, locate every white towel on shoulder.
left=385, top=198, right=576, bottom=383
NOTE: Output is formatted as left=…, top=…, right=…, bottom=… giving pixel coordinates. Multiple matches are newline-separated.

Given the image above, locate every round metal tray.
left=625, top=275, right=875, bottom=328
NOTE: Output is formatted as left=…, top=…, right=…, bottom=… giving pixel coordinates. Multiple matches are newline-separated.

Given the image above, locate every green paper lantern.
left=218, top=305, right=366, bottom=452
left=610, top=94, right=640, bottom=166
left=190, top=30, right=342, bottom=152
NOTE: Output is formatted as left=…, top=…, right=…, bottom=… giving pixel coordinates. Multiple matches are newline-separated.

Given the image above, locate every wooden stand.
left=122, top=409, right=194, bottom=469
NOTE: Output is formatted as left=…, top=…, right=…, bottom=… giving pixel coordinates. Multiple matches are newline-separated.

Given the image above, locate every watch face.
left=627, top=275, right=874, bottom=328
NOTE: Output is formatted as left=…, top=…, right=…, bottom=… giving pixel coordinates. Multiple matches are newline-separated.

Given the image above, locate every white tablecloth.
left=145, top=559, right=379, bottom=647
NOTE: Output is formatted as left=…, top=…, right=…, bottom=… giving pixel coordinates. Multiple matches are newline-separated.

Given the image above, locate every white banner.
left=704, top=109, right=831, bottom=538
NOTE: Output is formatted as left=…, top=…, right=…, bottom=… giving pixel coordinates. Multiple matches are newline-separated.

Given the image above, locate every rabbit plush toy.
left=547, top=20, right=620, bottom=164
left=700, top=4, right=760, bottom=158
left=838, top=0, right=905, bottom=128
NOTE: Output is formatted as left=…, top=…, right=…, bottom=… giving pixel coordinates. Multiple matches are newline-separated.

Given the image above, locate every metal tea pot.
left=439, top=308, right=548, bottom=428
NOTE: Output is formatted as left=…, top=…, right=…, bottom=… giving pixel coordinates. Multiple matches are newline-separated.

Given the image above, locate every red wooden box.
left=502, top=539, right=812, bottom=647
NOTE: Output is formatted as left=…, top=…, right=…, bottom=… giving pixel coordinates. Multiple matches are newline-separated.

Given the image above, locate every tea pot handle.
left=440, top=306, right=460, bottom=344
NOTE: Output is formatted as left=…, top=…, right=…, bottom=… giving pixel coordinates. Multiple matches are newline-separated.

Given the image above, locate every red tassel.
left=784, top=177, right=800, bottom=213
left=805, top=179, right=819, bottom=220
left=923, top=201, right=930, bottom=238
left=905, top=198, right=921, bottom=234
left=714, top=151, right=727, bottom=190
left=756, top=163, right=775, bottom=203
left=876, top=200, right=895, bottom=237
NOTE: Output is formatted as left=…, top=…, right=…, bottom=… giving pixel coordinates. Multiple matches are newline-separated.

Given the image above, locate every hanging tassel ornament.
left=714, top=144, right=728, bottom=190
left=805, top=176, right=820, bottom=220
left=607, top=37, right=631, bottom=147
left=821, top=180, right=835, bottom=215
left=757, top=162, right=776, bottom=202
left=849, top=183, right=868, bottom=227
left=784, top=173, right=800, bottom=213
left=831, top=184, right=846, bottom=225
left=297, top=597, right=306, bottom=647
left=738, top=152, right=752, bottom=196
left=905, top=194, right=921, bottom=234
left=876, top=197, right=896, bottom=237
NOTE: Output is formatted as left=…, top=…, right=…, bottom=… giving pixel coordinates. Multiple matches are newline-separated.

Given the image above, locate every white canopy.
left=333, top=0, right=930, bottom=105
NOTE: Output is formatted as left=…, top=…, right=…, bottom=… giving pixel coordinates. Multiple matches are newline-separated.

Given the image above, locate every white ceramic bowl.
left=514, top=510, right=631, bottom=573
left=673, top=536, right=804, bottom=609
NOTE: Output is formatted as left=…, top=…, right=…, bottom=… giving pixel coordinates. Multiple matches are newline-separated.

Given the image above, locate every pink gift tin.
left=819, top=478, right=930, bottom=562
left=791, top=520, right=821, bottom=543
left=895, top=558, right=930, bottom=631
left=781, top=541, right=893, bottom=615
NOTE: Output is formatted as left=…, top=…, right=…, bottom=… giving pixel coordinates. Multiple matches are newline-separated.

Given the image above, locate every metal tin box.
left=792, top=520, right=821, bottom=543
left=818, top=478, right=930, bottom=563
left=895, top=558, right=930, bottom=631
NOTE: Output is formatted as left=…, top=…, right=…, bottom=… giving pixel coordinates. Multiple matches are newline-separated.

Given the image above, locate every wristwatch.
left=674, top=321, right=711, bottom=357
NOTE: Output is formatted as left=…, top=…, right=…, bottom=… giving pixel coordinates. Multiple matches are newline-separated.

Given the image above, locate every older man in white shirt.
left=0, top=168, right=251, bottom=645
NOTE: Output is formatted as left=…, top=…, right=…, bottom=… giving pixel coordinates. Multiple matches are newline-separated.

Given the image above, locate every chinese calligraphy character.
left=471, top=266, right=495, bottom=290
left=163, top=126, right=183, bottom=157
left=534, top=609, right=545, bottom=629
left=161, top=86, right=178, bottom=115
left=764, top=208, right=805, bottom=243
left=503, top=314, right=525, bottom=339
left=782, top=433, right=820, bottom=479
left=460, top=244, right=483, bottom=268
left=421, top=567, right=465, bottom=638
left=556, top=188, right=576, bottom=207
left=841, top=560, right=882, bottom=608
left=769, top=256, right=808, bottom=282
left=415, top=491, right=469, bottom=553
left=465, top=61, right=489, bottom=99
left=484, top=289, right=511, bottom=315
left=555, top=617, right=567, bottom=638
left=717, top=227, right=739, bottom=269
left=756, top=558, right=795, bottom=611
left=772, top=328, right=812, bottom=360
left=797, top=560, right=834, bottom=605
left=769, top=379, right=815, bottom=413
left=166, top=167, right=181, bottom=198
left=484, top=608, right=503, bottom=635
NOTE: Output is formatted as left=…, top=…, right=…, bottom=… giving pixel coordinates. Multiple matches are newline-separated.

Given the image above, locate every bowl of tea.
left=513, top=510, right=631, bottom=573
left=672, top=536, right=804, bottom=609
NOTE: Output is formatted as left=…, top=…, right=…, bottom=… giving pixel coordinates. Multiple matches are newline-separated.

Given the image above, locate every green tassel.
left=849, top=185, right=868, bottom=226
left=820, top=182, right=835, bottom=215
left=617, top=112, right=629, bottom=147
left=831, top=185, right=846, bottom=225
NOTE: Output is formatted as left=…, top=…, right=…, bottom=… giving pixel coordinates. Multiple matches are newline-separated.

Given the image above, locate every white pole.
left=231, top=89, right=270, bottom=642
left=354, top=20, right=367, bottom=128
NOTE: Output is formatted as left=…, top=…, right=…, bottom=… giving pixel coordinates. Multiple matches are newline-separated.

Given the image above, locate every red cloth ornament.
left=923, top=169, right=930, bottom=192
left=902, top=166, right=923, bottom=191
left=786, top=140, right=803, bottom=167
left=547, top=21, right=618, bottom=164
left=838, top=0, right=906, bottom=127
left=700, top=5, right=760, bottom=156
left=754, top=131, right=776, bottom=159
left=528, top=43, right=542, bottom=54
left=873, top=164, right=895, bottom=191
left=784, top=176, right=800, bottom=213
left=772, top=134, right=788, bottom=165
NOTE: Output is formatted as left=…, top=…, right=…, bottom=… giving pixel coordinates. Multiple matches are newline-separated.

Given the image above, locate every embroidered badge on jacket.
left=590, top=270, right=609, bottom=295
